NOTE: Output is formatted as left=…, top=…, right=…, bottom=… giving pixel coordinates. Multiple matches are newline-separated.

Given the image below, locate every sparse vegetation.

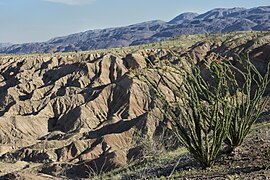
left=135, top=58, right=232, bottom=168
left=223, top=56, right=270, bottom=151
left=133, top=52, right=270, bottom=169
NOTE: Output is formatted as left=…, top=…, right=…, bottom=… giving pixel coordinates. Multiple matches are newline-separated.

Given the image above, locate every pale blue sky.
left=0, top=0, right=269, bottom=43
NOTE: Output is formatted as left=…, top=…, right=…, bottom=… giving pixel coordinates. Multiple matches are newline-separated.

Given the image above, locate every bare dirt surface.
left=98, top=121, right=269, bottom=180
left=179, top=122, right=270, bottom=179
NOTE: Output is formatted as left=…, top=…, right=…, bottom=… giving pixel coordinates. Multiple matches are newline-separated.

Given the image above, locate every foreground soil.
left=179, top=122, right=270, bottom=179
left=99, top=121, right=270, bottom=179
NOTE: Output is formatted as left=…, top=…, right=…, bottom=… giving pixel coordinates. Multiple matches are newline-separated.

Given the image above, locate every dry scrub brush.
left=223, top=56, right=270, bottom=151
left=132, top=54, right=270, bottom=168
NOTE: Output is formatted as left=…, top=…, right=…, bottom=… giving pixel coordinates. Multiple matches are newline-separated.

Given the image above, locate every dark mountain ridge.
left=1, top=6, right=270, bottom=54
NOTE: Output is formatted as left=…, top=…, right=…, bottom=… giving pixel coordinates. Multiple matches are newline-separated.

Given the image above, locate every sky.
left=0, top=0, right=269, bottom=44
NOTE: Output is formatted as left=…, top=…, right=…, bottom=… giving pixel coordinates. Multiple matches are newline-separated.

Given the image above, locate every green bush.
left=135, top=59, right=233, bottom=168
left=134, top=54, right=270, bottom=168
left=223, top=56, right=270, bottom=151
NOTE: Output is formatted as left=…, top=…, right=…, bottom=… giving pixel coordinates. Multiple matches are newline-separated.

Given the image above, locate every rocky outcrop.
left=0, top=48, right=167, bottom=178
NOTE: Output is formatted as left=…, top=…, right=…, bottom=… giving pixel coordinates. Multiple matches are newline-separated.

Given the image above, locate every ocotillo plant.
left=223, top=56, right=270, bottom=151
left=133, top=58, right=233, bottom=168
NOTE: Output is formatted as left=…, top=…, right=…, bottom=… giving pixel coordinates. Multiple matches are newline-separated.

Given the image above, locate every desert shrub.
left=134, top=58, right=233, bottom=168
left=133, top=53, right=270, bottom=167
left=131, top=126, right=179, bottom=163
left=223, top=56, right=270, bottom=151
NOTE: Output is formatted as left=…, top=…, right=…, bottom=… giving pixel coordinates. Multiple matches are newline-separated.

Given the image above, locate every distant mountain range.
left=0, top=43, right=12, bottom=49
left=1, top=6, right=270, bottom=54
